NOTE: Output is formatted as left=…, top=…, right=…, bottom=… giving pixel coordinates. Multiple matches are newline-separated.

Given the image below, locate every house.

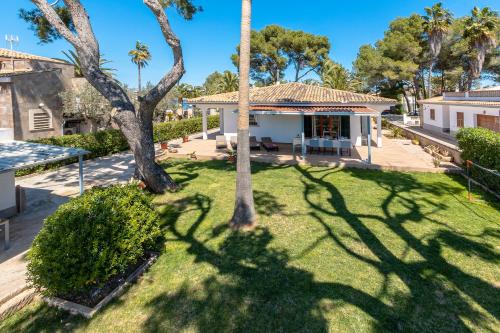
left=0, top=48, right=75, bottom=140
left=418, top=87, right=500, bottom=136
left=189, top=82, right=396, bottom=149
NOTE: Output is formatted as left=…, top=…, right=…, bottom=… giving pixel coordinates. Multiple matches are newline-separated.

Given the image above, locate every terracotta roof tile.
left=189, top=82, right=396, bottom=105
left=0, top=48, right=67, bottom=64
left=250, top=105, right=377, bottom=114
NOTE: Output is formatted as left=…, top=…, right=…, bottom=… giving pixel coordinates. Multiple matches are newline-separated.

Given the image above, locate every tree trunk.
left=231, top=0, right=257, bottom=229
left=138, top=65, right=142, bottom=94
left=32, top=0, right=186, bottom=194
left=428, top=63, right=433, bottom=98
left=402, top=90, right=412, bottom=115
left=440, top=69, right=445, bottom=93
left=115, top=107, right=179, bottom=192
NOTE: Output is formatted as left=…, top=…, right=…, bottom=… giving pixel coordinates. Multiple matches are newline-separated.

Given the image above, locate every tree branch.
left=62, top=0, right=99, bottom=55
left=142, top=0, right=185, bottom=108
left=32, top=0, right=81, bottom=46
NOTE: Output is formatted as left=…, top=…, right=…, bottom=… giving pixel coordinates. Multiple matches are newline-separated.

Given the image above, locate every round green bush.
left=27, top=185, right=161, bottom=297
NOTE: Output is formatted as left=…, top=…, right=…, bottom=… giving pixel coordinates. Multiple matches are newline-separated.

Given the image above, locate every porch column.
left=377, top=114, right=383, bottom=148
left=367, top=116, right=372, bottom=164
left=202, top=107, right=208, bottom=140
left=301, top=113, right=306, bottom=158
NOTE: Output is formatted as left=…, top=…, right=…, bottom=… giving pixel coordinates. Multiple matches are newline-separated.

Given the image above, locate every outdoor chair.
left=216, top=135, right=227, bottom=149
left=322, top=139, right=335, bottom=154
left=261, top=137, right=279, bottom=151
left=340, top=140, right=352, bottom=156
left=249, top=136, right=261, bottom=150
left=0, top=218, right=9, bottom=251
left=230, top=136, right=238, bottom=150
left=308, top=138, right=320, bottom=154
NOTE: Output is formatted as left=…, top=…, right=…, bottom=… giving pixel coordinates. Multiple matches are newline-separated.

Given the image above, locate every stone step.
left=0, top=287, right=36, bottom=320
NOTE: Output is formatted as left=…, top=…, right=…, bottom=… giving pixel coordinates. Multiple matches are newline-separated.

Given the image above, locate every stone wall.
left=0, top=83, right=13, bottom=129
left=10, top=69, right=71, bottom=140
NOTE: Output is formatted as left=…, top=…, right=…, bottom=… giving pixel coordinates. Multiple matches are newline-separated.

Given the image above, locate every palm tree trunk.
left=428, top=63, right=433, bottom=98
left=138, top=65, right=142, bottom=94
left=230, top=0, right=257, bottom=229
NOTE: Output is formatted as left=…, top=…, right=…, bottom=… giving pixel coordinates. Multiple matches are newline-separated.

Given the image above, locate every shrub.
left=456, top=127, right=500, bottom=170
left=153, top=115, right=219, bottom=143
left=391, top=126, right=404, bottom=138
left=27, top=185, right=161, bottom=297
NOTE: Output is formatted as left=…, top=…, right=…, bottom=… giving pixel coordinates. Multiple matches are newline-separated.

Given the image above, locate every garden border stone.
left=43, top=253, right=158, bottom=319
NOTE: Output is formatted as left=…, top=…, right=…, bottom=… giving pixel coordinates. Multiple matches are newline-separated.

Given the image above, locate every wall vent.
left=29, top=108, right=53, bottom=131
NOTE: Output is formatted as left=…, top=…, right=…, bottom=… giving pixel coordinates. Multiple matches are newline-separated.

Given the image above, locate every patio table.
left=293, top=138, right=351, bottom=156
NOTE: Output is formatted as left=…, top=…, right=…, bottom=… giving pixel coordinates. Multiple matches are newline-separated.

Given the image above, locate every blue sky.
left=1, top=0, right=498, bottom=88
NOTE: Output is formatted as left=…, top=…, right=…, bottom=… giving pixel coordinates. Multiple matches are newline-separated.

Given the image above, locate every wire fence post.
left=466, top=160, right=472, bottom=202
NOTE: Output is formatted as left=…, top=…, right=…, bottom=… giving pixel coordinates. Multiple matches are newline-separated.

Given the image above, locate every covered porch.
left=164, top=129, right=460, bottom=173
left=200, top=105, right=384, bottom=164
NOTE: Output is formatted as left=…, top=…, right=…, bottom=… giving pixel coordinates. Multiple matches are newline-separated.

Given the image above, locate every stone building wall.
left=0, top=83, right=13, bottom=128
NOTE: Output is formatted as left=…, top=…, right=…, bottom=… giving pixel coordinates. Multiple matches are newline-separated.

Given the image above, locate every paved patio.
left=167, top=130, right=460, bottom=173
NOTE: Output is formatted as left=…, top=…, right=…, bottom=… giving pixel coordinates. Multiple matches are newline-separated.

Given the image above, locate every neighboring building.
left=189, top=82, right=396, bottom=148
left=418, top=87, right=500, bottom=136
left=0, top=48, right=75, bottom=140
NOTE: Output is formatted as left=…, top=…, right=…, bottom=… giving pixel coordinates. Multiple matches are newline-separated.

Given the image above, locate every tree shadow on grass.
left=146, top=194, right=401, bottom=332
left=295, top=166, right=499, bottom=332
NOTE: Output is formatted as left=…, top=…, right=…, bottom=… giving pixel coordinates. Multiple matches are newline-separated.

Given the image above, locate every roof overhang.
left=0, top=141, right=89, bottom=174
left=248, top=105, right=379, bottom=116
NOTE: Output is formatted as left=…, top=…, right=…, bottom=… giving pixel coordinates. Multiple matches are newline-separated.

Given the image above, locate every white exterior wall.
left=422, top=104, right=444, bottom=133
left=223, top=109, right=301, bottom=143
left=350, top=116, right=362, bottom=146
left=449, top=105, right=500, bottom=134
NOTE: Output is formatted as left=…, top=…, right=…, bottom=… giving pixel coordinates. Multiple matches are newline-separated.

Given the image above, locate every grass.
left=1, top=160, right=499, bottom=332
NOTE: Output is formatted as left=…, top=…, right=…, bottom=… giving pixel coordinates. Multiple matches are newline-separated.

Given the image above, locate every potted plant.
left=160, top=141, right=169, bottom=150
left=227, top=150, right=237, bottom=163
left=433, top=157, right=441, bottom=168
left=182, top=130, right=189, bottom=143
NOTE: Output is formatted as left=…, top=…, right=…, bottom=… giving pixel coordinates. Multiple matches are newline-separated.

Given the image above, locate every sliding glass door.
left=304, top=115, right=350, bottom=139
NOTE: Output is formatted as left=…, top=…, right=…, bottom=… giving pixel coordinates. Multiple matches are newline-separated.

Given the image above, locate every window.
left=29, top=108, right=53, bottom=131
left=249, top=114, right=258, bottom=126
left=429, top=109, right=435, bottom=120
left=456, top=112, right=464, bottom=128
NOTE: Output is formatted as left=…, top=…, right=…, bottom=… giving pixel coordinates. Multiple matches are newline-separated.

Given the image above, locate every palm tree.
left=464, top=7, right=499, bottom=90
left=321, top=60, right=350, bottom=90
left=128, top=41, right=151, bottom=94
left=422, top=2, right=453, bottom=97
left=60, top=49, right=115, bottom=77
left=217, top=71, right=239, bottom=92
left=230, top=0, right=257, bottom=229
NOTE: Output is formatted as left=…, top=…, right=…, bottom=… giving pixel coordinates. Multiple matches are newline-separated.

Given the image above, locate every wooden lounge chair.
left=249, top=136, right=261, bottom=150
left=261, top=137, right=279, bottom=151
left=216, top=135, right=227, bottom=149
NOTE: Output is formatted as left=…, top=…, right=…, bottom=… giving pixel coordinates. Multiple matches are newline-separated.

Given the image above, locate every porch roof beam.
left=247, top=111, right=379, bottom=116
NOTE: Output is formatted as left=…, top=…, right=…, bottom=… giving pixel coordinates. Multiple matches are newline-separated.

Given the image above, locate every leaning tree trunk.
left=230, top=0, right=257, bottom=229
left=32, top=0, right=186, bottom=193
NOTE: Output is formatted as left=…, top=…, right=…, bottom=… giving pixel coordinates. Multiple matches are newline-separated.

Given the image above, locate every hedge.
left=17, top=116, right=219, bottom=176
left=456, top=127, right=500, bottom=171
left=27, top=185, right=161, bottom=297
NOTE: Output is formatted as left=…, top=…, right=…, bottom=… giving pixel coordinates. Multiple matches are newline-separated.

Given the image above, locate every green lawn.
left=2, top=160, right=499, bottom=332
